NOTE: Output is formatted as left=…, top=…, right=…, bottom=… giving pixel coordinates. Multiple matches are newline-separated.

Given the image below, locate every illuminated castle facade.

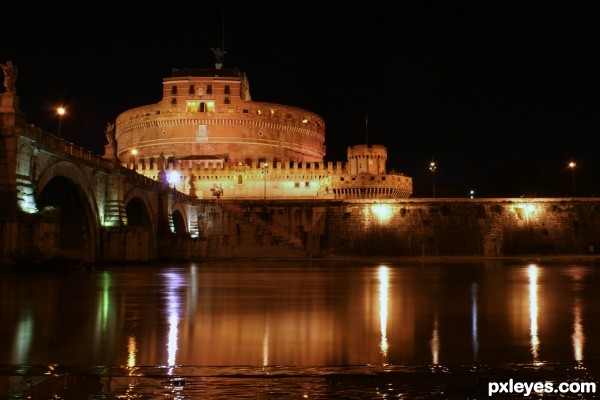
left=107, top=58, right=412, bottom=199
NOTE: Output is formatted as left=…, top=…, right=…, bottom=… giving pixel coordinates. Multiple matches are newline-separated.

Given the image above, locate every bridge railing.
left=20, top=125, right=114, bottom=171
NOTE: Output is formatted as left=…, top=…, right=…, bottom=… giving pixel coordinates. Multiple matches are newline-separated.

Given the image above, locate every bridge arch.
left=124, top=187, right=157, bottom=260
left=171, top=202, right=189, bottom=234
left=35, top=160, right=101, bottom=262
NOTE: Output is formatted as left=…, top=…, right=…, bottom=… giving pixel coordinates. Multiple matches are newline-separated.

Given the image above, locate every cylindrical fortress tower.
left=347, top=144, right=387, bottom=175
left=115, top=68, right=326, bottom=167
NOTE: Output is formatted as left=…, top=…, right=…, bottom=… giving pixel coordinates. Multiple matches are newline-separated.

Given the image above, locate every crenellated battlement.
left=109, top=64, right=413, bottom=200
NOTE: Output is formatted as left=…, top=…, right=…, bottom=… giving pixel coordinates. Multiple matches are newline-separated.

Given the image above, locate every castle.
left=106, top=54, right=413, bottom=199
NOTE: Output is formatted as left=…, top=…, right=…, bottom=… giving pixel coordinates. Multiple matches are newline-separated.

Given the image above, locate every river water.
left=1, top=258, right=599, bottom=399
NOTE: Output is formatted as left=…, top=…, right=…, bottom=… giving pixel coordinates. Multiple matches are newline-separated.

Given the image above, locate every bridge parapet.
left=19, top=125, right=114, bottom=171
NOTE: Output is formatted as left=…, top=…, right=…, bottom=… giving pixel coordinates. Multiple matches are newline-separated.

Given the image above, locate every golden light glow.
left=511, top=203, right=542, bottom=221
left=371, top=204, right=393, bottom=223
left=569, top=161, right=576, bottom=169
left=431, top=313, right=440, bottom=365
left=528, top=264, right=540, bottom=364
left=131, top=149, right=138, bottom=156
left=127, top=335, right=137, bottom=368
left=56, top=106, right=66, bottom=116
left=572, top=297, right=584, bottom=363
left=378, top=265, right=389, bottom=358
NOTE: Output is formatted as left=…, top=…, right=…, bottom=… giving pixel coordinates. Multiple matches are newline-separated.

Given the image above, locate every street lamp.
left=429, top=160, right=437, bottom=198
left=131, top=149, right=138, bottom=170
left=262, top=162, right=268, bottom=200
left=56, top=106, right=66, bottom=138
left=568, top=161, right=576, bottom=197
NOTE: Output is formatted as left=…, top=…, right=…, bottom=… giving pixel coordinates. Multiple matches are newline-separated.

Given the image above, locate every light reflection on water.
left=1, top=259, right=599, bottom=398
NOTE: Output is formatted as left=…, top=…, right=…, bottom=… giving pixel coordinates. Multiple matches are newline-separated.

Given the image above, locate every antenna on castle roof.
left=222, top=9, right=225, bottom=54
left=365, top=111, right=369, bottom=146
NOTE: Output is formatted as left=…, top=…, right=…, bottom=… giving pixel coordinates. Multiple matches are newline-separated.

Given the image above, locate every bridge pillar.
left=0, top=92, right=26, bottom=215
left=103, top=170, right=128, bottom=226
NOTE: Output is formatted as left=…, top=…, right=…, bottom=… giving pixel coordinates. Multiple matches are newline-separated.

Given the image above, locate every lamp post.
left=262, top=162, right=268, bottom=200
left=429, top=160, right=437, bottom=198
left=56, top=106, right=66, bottom=138
left=131, top=149, right=138, bottom=170
left=569, top=161, right=576, bottom=197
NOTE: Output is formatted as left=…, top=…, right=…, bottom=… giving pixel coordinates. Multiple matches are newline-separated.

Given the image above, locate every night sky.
left=4, top=2, right=600, bottom=197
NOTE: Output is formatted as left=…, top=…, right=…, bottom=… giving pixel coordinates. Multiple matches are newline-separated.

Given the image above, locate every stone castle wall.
left=201, top=198, right=600, bottom=259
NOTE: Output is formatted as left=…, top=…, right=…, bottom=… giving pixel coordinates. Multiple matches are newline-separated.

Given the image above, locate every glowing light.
left=127, top=335, right=137, bottom=368
left=12, top=309, right=33, bottom=364
left=568, top=161, right=577, bottom=196
left=56, top=107, right=66, bottom=137
left=528, top=264, right=540, bottom=363
left=167, top=171, right=179, bottom=185
left=164, top=272, right=184, bottom=369
left=511, top=203, right=541, bottom=221
left=378, top=265, right=389, bottom=357
left=431, top=313, right=440, bottom=365
left=131, top=149, right=138, bottom=156
left=18, top=192, right=38, bottom=214
left=371, top=204, right=393, bottom=223
left=471, top=283, right=479, bottom=361
left=263, top=318, right=270, bottom=367
left=572, top=297, right=584, bottom=363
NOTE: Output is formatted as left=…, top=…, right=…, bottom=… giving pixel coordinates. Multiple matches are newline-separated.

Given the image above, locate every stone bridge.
left=1, top=92, right=202, bottom=266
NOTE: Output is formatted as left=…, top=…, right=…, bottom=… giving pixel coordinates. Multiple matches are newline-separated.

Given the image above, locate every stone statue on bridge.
left=1, top=61, right=17, bottom=93
left=105, top=122, right=118, bottom=165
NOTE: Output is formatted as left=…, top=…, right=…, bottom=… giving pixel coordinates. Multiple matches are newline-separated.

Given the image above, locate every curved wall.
left=115, top=69, right=325, bottom=166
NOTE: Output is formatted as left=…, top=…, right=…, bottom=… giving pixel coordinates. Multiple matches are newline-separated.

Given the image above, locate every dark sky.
left=3, top=2, right=600, bottom=196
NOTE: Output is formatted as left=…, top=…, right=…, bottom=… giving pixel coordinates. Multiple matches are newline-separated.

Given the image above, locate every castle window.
left=206, top=84, right=212, bottom=94
left=243, top=109, right=249, bottom=113
left=171, top=97, right=177, bottom=105
left=186, top=100, right=199, bottom=112
left=295, top=182, right=300, bottom=188
left=224, top=85, right=230, bottom=94
left=270, top=109, right=276, bottom=116
left=237, top=175, right=243, bottom=184
left=189, top=85, right=195, bottom=94
left=224, top=97, right=230, bottom=104
left=305, top=182, right=310, bottom=187
left=340, top=177, right=344, bottom=181
left=171, top=85, right=177, bottom=95
left=256, top=109, right=262, bottom=115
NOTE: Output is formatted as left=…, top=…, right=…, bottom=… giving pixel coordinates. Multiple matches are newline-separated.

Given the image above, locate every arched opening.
left=125, top=196, right=155, bottom=261
left=126, top=197, right=152, bottom=229
left=172, top=210, right=186, bottom=234
left=37, top=176, right=96, bottom=262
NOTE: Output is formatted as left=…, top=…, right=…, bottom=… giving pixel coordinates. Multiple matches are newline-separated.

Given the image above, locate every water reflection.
left=12, top=309, right=33, bottom=364
left=430, top=312, right=440, bottom=365
left=127, top=335, right=137, bottom=368
left=571, top=267, right=586, bottom=366
left=378, top=265, right=389, bottom=359
left=1, top=260, right=599, bottom=371
left=471, top=282, right=478, bottom=362
left=164, top=272, right=184, bottom=369
left=528, top=264, right=540, bottom=363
